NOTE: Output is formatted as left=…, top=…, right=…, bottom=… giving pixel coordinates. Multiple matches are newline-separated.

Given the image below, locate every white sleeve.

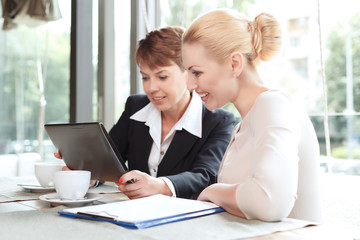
left=236, top=94, right=300, bottom=221
left=159, top=177, right=176, bottom=197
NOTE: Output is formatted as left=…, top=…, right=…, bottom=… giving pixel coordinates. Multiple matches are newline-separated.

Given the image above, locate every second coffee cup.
left=34, top=162, right=65, bottom=187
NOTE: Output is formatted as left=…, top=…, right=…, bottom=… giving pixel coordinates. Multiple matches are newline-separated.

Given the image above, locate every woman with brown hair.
left=57, top=26, right=234, bottom=200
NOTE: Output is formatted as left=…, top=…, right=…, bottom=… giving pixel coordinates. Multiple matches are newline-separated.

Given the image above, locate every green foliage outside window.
left=0, top=25, right=70, bottom=151
left=326, top=13, right=360, bottom=113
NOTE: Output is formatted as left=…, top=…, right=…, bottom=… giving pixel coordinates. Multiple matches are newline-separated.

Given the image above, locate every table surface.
left=0, top=174, right=358, bottom=240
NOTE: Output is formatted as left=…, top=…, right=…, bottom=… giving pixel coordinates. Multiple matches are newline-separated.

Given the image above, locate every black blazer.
left=109, top=94, right=235, bottom=199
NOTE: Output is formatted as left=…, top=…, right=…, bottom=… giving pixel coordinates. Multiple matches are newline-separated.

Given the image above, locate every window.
left=1, top=0, right=359, bottom=177
left=290, top=37, right=301, bottom=47
left=0, top=1, right=71, bottom=166
left=0, top=0, right=133, bottom=177
left=160, top=0, right=360, bottom=175
left=292, top=58, right=308, bottom=78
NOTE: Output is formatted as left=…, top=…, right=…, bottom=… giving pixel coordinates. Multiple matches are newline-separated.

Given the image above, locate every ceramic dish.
left=39, top=192, right=102, bottom=207
left=18, top=184, right=56, bottom=193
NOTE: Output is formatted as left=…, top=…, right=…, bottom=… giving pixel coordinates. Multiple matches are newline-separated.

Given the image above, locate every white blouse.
left=218, top=90, right=323, bottom=223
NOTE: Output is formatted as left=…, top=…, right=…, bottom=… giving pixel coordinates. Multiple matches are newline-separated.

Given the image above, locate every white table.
left=0, top=175, right=357, bottom=240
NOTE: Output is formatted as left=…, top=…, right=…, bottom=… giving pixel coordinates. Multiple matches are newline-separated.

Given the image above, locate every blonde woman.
left=182, top=9, right=323, bottom=223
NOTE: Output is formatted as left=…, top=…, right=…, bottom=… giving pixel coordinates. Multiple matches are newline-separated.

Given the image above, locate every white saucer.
left=39, top=192, right=102, bottom=207
left=18, top=184, right=56, bottom=193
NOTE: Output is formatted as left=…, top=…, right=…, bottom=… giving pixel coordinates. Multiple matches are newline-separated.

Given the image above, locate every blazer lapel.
left=157, top=130, right=198, bottom=176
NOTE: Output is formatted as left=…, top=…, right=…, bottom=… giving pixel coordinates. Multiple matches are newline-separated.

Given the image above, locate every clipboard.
left=44, top=122, right=128, bottom=182
left=58, top=194, right=225, bottom=229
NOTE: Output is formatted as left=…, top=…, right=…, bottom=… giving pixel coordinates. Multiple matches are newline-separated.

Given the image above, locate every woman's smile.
left=152, top=96, right=166, bottom=102
left=197, top=92, right=209, bottom=102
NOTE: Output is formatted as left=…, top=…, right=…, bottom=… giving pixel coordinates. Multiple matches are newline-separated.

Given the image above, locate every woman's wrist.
left=158, top=178, right=172, bottom=196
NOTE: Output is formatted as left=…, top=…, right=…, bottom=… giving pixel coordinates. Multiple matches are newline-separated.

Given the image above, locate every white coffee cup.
left=54, top=170, right=91, bottom=200
left=34, top=162, right=65, bottom=187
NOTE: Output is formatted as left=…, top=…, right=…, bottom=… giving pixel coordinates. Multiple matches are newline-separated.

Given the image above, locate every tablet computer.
left=44, top=122, right=127, bottom=182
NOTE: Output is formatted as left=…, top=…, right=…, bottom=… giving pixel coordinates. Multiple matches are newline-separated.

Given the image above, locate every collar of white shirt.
left=130, top=91, right=203, bottom=140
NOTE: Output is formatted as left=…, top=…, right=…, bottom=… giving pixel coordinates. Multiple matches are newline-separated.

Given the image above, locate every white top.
left=130, top=91, right=203, bottom=196
left=218, top=90, right=323, bottom=223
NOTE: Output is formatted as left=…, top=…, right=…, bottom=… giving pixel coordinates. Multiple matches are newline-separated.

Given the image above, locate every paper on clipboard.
left=58, top=194, right=224, bottom=229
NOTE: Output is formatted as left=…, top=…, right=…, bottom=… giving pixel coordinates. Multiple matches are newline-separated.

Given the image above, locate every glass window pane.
left=0, top=1, right=71, bottom=174
left=160, top=0, right=360, bottom=175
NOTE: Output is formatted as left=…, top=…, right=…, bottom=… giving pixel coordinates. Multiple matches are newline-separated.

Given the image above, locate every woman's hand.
left=62, top=165, right=71, bottom=171
left=116, top=170, right=172, bottom=199
left=54, top=152, right=62, bottom=159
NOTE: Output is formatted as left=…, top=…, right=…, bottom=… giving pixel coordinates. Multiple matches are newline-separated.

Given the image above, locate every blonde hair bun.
left=249, top=13, right=282, bottom=65
left=183, top=9, right=282, bottom=66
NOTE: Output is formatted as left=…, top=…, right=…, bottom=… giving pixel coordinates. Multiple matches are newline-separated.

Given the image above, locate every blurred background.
left=0, top=0, right=359, bottom=176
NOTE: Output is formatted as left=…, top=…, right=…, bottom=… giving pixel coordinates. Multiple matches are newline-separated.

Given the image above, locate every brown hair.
left=183, top=9, right=282, bottom=66
left=135, top=26, right=185, bottom=71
